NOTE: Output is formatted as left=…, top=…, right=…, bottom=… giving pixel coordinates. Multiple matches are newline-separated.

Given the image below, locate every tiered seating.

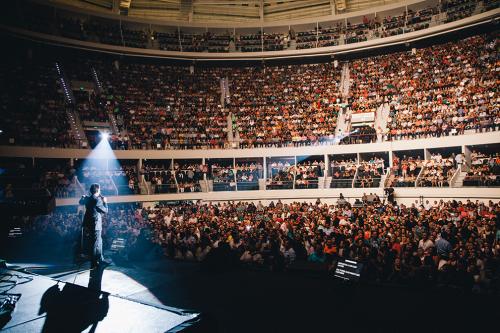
left=464, top=152, right=500, bottom=186
left=389, top=156, right=423, bottom=187
left=142, top=162, right=177, bottom=194
left=0, top=59, right=74, bottom=147
left=9, top=0, right=496, bottom=54
left=92, top=60, right=229, bottom=150
left=235, top=161, right=263, bottom=191
left=266, top=159, right=295, bottom=190
left=295, top=161, right=322, bottom=189
left=209, top=162, right=236, bottom=191
left=237, top=33, right=262, bottom=52
left=110, top=165, right=138, bottom=195
left=418, top=154, right=457, bottom=187
left=173, top=161, right=204, bottom=192
left=155, top=31, right=181, bottom=51
left=229, top=63, right=342, bottom=148
left=349, top=34, right=498, bottom=142
left=77, top=166, right=116, bottom=196
left=330, top=159, right=357, bottom=188
left=354, top=158, right=385, bottom=188
left=122, top=28, right=148, bottom=48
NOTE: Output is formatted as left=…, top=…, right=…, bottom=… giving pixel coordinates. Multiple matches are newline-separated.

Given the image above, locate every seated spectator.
left=464, top=152, right=500, bottom=186
left=418, top=153, right=457, bottom=187
left=235, top=161, right=263, bottom=191
left=389, top=155, right=423, bottom=187
left=354, top=158, right=385, bottom=188
left=266, top=160, right=295, bottom=190
left=295, top=160, right=321, bottom=189
left=330, top=159, right=357, bottom=188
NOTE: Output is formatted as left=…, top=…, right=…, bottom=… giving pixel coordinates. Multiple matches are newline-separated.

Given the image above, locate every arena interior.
left=0, top=0, right=499, bottom=332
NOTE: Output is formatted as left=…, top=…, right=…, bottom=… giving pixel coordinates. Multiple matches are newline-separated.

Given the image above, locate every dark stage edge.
left=0, top=268, right=200, bottom=333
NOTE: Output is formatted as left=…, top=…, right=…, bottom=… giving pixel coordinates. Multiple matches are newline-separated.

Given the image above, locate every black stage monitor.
left=334, top=259, right=363, bottom=281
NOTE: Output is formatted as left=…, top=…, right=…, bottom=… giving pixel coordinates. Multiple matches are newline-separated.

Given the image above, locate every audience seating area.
left=7, top=0, right=495, bottom=54
left=0, top=60, right=75, bottom=148
left=14, top=198, right=500, bottom=293
left=464, top=152, right=500, bottom=186
left=1, top=32, right=498, bottom=150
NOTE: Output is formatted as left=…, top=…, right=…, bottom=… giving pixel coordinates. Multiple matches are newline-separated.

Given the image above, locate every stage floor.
left=3, top=255, right=499, bottom=333
left=0, top=268, right=199, bottom=333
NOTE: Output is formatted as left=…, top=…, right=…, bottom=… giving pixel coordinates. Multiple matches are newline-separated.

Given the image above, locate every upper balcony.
left=1, top=0, right=498, bottom=60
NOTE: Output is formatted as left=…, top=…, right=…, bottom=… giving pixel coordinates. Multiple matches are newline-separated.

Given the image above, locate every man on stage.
left=79, top=183, right=110, bottom=268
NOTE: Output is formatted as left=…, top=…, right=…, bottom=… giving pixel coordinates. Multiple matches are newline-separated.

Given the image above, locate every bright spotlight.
left=101, top=132, right=109, bottom=140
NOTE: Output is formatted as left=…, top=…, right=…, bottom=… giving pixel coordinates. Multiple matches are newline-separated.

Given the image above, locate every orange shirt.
left=323, top=245, right=337, bottom=255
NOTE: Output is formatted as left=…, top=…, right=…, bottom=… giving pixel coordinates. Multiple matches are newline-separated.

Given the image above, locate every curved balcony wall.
left=0, top=0, right=498, bottom=59
left=1, top=132, right=499, bottom=206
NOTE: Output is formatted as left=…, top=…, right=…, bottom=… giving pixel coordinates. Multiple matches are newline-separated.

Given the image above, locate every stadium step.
left=55, top=62, right=75, bottom=104
left=452, top=171, right=469, bottom=187
left=319, top=177, right=331, bottom=189
left=374, top=103, right=390, bottom=142
left=340, top=62, right=350, bottom=100
left=107, top=111, right=121, bottom=135
left=384, top=172, right=395, bottom=187
left=66, top=108, right=88, bottom=148
left=91, top=67, right=103, bottom=93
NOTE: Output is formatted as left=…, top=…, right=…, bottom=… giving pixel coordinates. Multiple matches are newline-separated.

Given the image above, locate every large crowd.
left=464, top=152, right=500, bottom=186
left=418, top=154, right=458, bottom=187
left=13, top=198, right=500, bottom=293
left=390, top=155, right=423, bottom=187
left=0, top=59, right=75, bottom=148
left=330, top=159, right=358, bottom=188
left=380, top=34, right=499, bottom=141
left=229, top=63, right=342, bottom=148
left=10, top=0, right=492, bottom=54
left=1, top=31, right=497, bottom=150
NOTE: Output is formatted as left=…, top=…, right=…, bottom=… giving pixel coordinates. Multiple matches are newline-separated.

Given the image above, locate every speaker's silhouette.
left=39, top=266, right=109, bottom=333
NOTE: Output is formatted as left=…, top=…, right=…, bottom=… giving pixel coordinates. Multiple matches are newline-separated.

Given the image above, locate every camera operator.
left=384, top=187, right=395, bottom=205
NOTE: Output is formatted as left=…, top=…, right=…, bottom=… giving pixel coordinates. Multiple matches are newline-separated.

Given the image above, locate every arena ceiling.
left=53, top=0, right=405, bottom=23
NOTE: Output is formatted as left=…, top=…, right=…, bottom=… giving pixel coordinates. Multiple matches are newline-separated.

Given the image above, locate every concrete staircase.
left=340, top=62, right=350, bottom=101
left=140, top=177, right=150, bottom=195
left=452, top=171, right=469, bottom=187
left=380, top=172, right=388, bottom=188
left=374, top=103, right=390, bottom=142
left=229, top=40, right=236, bottom=52
left=55, top=62, right=88, bottom=147
left=384, top=171, right=395, bottom=187
left=319, top=176, right=331, bottom=189
left=107, top=111, right=121, bottom=135
left=334, top=62, right=351, bottom=140
left=200, top=179, right=209, bottom=192
left=335, top=108, right=348, bottom=138
left=66, top=108, right=88, bottom=148
left=92, top=66, right=127, bottom=137
left=55, top=62, right=75, bottom=104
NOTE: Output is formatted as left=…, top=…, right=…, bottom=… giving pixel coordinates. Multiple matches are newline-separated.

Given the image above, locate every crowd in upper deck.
left=1, top=31, right=498, bottom=151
